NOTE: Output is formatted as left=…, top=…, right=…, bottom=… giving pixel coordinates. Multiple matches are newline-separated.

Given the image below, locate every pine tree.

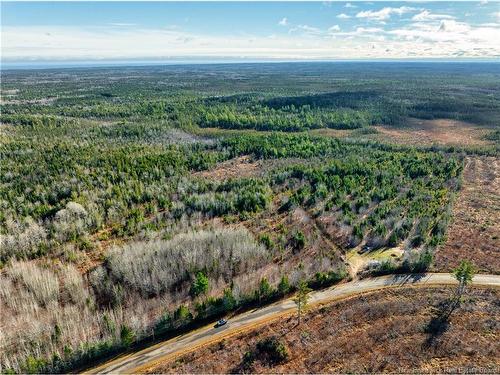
left=293, top=280, right=311, bottom=325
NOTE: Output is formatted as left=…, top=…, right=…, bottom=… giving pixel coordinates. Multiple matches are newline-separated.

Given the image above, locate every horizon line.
left=3, top=57, right=500, bottom=71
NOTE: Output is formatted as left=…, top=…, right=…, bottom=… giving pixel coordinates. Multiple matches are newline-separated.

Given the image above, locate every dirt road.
left=85, top=273, right=500, bottom=374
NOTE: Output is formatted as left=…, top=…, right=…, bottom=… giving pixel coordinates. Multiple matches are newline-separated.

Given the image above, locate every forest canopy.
left=0, top=62, right=498, bottom=373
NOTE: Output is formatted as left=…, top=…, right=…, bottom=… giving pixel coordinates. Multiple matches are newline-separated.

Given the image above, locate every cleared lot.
left=146, top=286, right=499, bottom=374
left=435, top=156, right=500, bottom=274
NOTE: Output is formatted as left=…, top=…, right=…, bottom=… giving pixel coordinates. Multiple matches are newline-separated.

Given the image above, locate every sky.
left=2, top=1, right=500, bottom=62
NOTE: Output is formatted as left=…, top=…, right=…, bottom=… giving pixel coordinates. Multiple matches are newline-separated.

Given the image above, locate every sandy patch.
left=193, top=155, right=264, bottom=181
left=376, top=118, right=492, bottom=146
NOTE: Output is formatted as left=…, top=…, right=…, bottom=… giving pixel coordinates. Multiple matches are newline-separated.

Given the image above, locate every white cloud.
left=494, top=11, right=500, bottom=21
left=331, top=26, right=386, bottom=42
left=480, top=22, right=500, bottom=27
left=108, top=23, right=137, bottom=27
left=479, top=0, right=488, bottom=5
left=438, top=20, right=470, bottom=33
left=278, top=17, right=288, bottom=26
left=388, top=19, right=500, bottom=50
left=355, top=27, right=385, bottom=34
left=345, top=2, right=357, bottom=8
left=2, top=19, right=499, bottom=62
left=337, top=13, right=351, bottom=19
left=412, top=10, right=455, bottom=22
left=295, top=24, right=322, bottom=36
left=356, top=6, right=417, bottom=21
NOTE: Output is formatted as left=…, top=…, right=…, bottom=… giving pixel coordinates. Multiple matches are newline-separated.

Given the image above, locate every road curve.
left=85, top=273, right=500, bottom=374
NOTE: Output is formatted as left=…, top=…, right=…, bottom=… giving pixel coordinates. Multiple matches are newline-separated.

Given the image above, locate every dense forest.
left=0, top=62, right=499, bottom=373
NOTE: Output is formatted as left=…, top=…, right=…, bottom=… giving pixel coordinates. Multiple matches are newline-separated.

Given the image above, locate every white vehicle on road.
left=214, top=319, right=227, bottom=328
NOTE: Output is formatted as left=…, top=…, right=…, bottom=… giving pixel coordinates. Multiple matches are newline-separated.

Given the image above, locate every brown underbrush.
left=147, top=287, right=500, bottom=374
